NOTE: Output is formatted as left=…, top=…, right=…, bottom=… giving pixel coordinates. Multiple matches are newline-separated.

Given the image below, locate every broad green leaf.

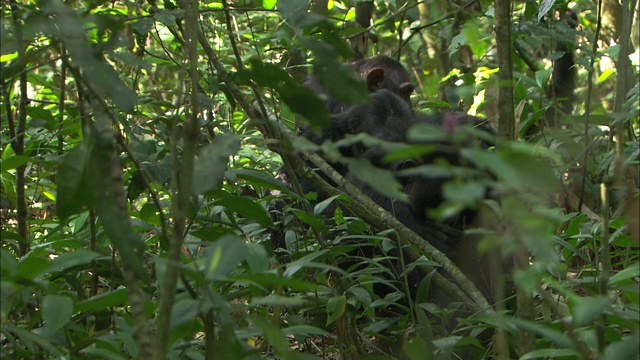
left=520, top=348, right=582, bottom=359
left=282, top=325, right=330, bottom=337
left=26, top=106, right=56, bottom=130
left=231, top=168, right=295, bottom=194
left=168, top=299, right=206, bottom=348
left=442, top=180, right=486, bottom=204
left=44, top=250, right=101, bottom=275
left=42, top=1, right=137, bottom=112
left=290, top=209, right=326, bottom=231
left=403, top=337, right=431, bottom=360
left=244, top=243, right=269, bottom=273
left=3, top=324, right=65, bottom=356
left=314, top=194, right=349, bottom=216
left=432, top=336, right=464, bottom=356
left=139, top=203, right=161, bottom=226
left=42, top=295, right=73, bottom=337
left=0, top=155, right=31, bottom=171
left=205, top=235, right=247, bottom=281
left=463, top=146, right=559, bottom=193
left=234, top=273, right=318, bottom=292
left=17, top=254, right=51, bottom=280
left=56, top=141, right=92, bottom=219
left=190, top=227, right=236, bottom=242
left=326, top=295, right=346, bottom=325
left=262, top=0, right=277, bottom=10
left=609, top=263, right=640, bottom=285
left=248, top=315, right=292, bottom=358
left=283, top=249, right=339, bottom=278
left=192, top=134, right=240, bottom=195
left=250, top=294, right=310, bottom=307
left=347, top=158, right=409, bottom=202
left=510, top=318, right=572, bottom=347
left=80, top=348, right=128, bottom=360
left=213, top=195, right=273, bottom=228
left=603, top=332, right=640, bottom=360
left=1, top=249, right=18, bottom=275
left=534, top=69, right=552, bottom=89
left=513, top=267, right=538, bottom=296
left=75, top=289, right=128, bottom=312
left=239, top=60, right=330, bottom=127
left=568, top=295, right=611, bottom=327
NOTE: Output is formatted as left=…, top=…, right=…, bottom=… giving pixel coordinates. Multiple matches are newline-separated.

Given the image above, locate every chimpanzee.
left=343, top=110, right=495, bottom=264
left=270, top=88, right=417, bottom=253
left=304, top=55, right=416, bottom=114
left=547, top=10, right=578, bottom=127
left=526, top=10, right=578, bottom=136
left=289, top=88, right=418, bottom=200
left=275, top=87, right=500, bottom=313
left=394, top=112, right=499, bottom=302
left=404, top=112, right=494, bottom=228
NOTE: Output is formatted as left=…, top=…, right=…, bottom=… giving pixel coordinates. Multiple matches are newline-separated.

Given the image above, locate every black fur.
left=547, top=11, right=578, bottom=127
left=304, top=55, right=415, bottom=114
left=275, top=88, right=500, bottom=309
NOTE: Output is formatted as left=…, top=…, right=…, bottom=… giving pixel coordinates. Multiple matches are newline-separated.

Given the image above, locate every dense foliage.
left=1, top=0, right=638, bottom=359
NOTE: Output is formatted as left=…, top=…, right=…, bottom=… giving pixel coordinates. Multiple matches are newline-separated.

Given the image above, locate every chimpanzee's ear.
left=365, top=68, right=386, bottom=92
left=398, top=82, right=415, bottom=100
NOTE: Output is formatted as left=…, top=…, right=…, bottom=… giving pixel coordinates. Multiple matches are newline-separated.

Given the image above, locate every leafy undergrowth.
left=1, top=0, right=638, bottom=359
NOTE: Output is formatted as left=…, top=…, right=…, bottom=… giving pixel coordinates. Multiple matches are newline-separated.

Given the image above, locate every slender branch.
left=578, top=0, right=603, bottom=212
left=9, top=1, right=30, bottom=256
left=155, top=1, right=201, bottom=358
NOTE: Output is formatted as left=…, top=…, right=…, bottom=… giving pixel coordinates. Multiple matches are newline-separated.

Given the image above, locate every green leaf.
left=534, top=69, right=552, bottom=89
left=244, top=243, right=269, bottom=273
left=26, top=106, right=56, bottom=130
left=262, top=0, right=277, bottom=10
left=239, top=60, right=330, bottom=127
left=347, top=158, right=409, bottom=202
left=248, top=315, right=292, bottom=358
left=56, top=141, right=93, bottom=219
left=42, top=295, right=73, bottom=337
left=75, top=288, right=128, bottom=312
left=442, top=180, right=485, bottom=204
left=204, top=235, right=247, bottom=281
left=463, top=145, right=559, bottom=194
left=1, top=155, right=31, bottom=171
left=291, top=209, right=326, bottom=232
left=44, top=250, right=101, bottom=275
left=602, top=332, right=640, bottom=360
left=510, top=318, right=573, bottom=347
left=0, top=249, right=18, bottom=275
left=282, top=325, right=330, bottom=337
left=3, top=324, right=65, bottom=356
left=231, top=168, right=295, bottom=195
left=250, top=294, right=310, bottom=308
left=42, top=1, right=138, bottom=112
left=309, top=55, right=368, bottom=107
left=520, top=348, right=582, bottom=359
left=314, top=194, right=349, bottom=216
left=192, top=134, right=240, bottom=195
left=609, top=263, right=639, bottom=285
left=403, top=337, right=431, bottom=360
left=568, top=295, right=611, bottom=327
left=17, top=253, right=51, bottom=280
left=213, top=195, right=273, bottom=228
left=168, top=298, right=202, bottom=347
left=235, top=273, right=317, bottom=292
left=326, top=295, right=346, bottom=325
left=283, top=249, right=340, bottom=278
